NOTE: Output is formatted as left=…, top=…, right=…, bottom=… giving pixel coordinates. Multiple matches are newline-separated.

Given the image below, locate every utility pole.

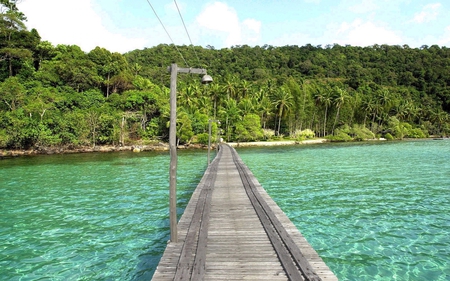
left=168, top=63, right=212, bottom=243
left=207, top=119, right=220, bottom=165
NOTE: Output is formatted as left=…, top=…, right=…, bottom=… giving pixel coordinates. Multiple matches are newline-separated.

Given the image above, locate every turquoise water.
left=1, top=141, right=449, bottom=281
left=237, top=140, right=450, bottom=281
left=0, top=150, right=207, bottom=281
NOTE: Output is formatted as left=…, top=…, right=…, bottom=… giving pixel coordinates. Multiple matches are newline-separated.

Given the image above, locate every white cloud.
left=196, top=1, right=261, bottom=47
left=412, top=3, right=442, bottom=23
left=18, top=0, right=147, bottom=53
left=242, top=19, right=262, bottom=44
left=438, top=26, right=450, bottom=46
left=333, top=19, right=403, bottom=46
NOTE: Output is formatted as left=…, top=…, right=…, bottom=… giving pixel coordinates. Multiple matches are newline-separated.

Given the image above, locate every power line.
left=173, top=0, right=201, bottom=66
left=145, top=0, right=189, bottom=67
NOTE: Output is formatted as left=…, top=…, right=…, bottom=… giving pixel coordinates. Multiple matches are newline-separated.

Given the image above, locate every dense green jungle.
left=2, top=0, right=450, bottom=151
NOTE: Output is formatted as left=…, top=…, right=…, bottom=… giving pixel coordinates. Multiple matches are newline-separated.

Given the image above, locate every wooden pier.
left=152, top=144, right=338, bottom=281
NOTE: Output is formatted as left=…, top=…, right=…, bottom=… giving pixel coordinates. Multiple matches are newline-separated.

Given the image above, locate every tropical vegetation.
left=1, top=0, right=450, bottom=150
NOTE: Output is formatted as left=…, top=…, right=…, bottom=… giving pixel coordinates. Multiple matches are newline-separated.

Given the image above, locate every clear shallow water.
left=0, top=150, right=207, bottom=281
left=237, top=140, right=450, bottom=281
left=1, top=141, right=449, bottom=281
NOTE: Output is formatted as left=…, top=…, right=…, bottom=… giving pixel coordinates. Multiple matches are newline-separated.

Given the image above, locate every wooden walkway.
left=151, top=144, right=338, bottom=281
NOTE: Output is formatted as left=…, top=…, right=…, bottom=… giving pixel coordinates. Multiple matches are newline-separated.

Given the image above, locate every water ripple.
left=238, top=141, right=450, bottom=281
left=0, top=150, right=207, bottom=281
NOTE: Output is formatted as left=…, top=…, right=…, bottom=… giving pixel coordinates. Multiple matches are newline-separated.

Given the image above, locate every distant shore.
left=2, top=138, right=386, bottom=158
left=0, top=143, right=170, bottom=158
left=227, top=139, right=328, bottom=147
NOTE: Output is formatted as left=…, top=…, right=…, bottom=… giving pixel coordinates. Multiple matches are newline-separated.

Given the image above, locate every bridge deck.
left=151, top=144, right=338, bottom=281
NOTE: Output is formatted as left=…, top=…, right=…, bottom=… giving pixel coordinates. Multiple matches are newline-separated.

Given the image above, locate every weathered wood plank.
left=151, top=144, right=338, bottom=281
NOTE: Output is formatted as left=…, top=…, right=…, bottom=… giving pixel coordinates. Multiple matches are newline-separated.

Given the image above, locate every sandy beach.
left=226, top=139, right=327, bottom=147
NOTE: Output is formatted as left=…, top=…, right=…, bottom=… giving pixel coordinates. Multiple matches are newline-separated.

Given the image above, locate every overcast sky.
left=17, top=0, right=450, bottom=53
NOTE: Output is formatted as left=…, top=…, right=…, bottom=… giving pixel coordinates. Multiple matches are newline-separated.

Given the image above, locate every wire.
left=174, top=0, right=201, bottom=66
left=145, top=0, right=189, bottom=67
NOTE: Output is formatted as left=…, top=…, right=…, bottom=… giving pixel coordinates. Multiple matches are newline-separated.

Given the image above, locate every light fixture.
left=201, top=74, right=213, bottom=84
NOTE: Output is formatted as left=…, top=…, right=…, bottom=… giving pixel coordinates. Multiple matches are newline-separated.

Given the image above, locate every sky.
left=17, top=0, right=450, bottom=54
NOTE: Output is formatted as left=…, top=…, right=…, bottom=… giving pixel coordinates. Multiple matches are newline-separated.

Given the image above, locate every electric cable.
left=174, top=0, right=201, bottom=66
left=145, top=0, right=189, bottom=66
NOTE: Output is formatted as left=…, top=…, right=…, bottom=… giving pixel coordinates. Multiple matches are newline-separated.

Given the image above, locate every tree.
left=332, top=86, right=349, bottom=134
left=86, top=109, right=101, bottom=147
left=235, top=114, right=263, bottom=141
left=272, top=86, right=293, bottom=136
left=25, top=83, right=59, bottom=122
left=176, top=110, right=193, bottom=145
left=0, top=75, right=24, bottom=110
left=219, top=99, right=240, bottom=142
left=314, top=85, right=332, bottom=136
left=49, top=45, right=102, bottom=92
left=0, top=1, right=37, bottom=78
left=285, top=77, right=303, bottom=132
left=88, top=47, right=129, bottom=97
left=238, top=97, right=254, bottom=116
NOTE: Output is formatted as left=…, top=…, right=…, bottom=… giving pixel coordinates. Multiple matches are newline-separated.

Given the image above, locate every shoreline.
left=227, top=139, right=328, bottom=147
left=0, top=143, right=169, bottom=158
left=0, top=139, right=328, bottom=158
left=0, top=138, right=408, bottom=158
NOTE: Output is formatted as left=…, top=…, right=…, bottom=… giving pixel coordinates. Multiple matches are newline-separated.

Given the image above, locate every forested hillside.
left=1, top=1, right=450, bottom=150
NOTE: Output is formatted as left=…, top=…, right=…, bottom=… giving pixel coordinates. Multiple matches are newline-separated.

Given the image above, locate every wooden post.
left=216, top=126, right=220, bottom=152
left=169, top=63, right=178, bottom=243
left=168, top=64, right=208, bottom=243
left=208, top=119, right=212, bottom=165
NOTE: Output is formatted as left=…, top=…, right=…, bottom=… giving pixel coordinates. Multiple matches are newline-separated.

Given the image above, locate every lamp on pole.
left=207, top=119, right=220, bottom=165
left=216, top=127, right=221, bottom=152
left=168, top=63, right=212, bottom=243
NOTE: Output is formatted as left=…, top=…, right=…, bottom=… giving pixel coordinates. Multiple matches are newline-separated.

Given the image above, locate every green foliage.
left=388, top=117, right=411, bottom=140
left=0, top=128, right=8, bottom=147
left=326, top=131, right=353, bottom=142
left=262, top=129, right=275, bottom=140
left=36, top=123, right=61, bottom=147
left=0, top=76, right=25, bottom=110
left=384, top=133, right=394, bottom=140
left=1, top=2, right=450, bottom=149
left=235, top=114, right=263, bottom=142
left=176, top=111, right=193, bottom=144
left=196, top=133, right=209, bottom=145
left=348, top=124, right=375, bottom=141
left=406, top=128, right=427, bottom=138
left=292, top=129, right=315, bottom=140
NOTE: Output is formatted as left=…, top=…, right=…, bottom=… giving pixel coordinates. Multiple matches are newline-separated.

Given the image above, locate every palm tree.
left=238, top=80, right=252, bottom=101
left=361, top=97, right=375, bottom=127
left=431, top=109, right=449, bottom=135
left=272, top=87, right=293, bottom=136
left=208, top=83, right=223, bottom=119
left=238, top=98, right=254, bottom=116
left=376, top=88, right=392, bottom=126
left=332, top=86, right=348, bottom=134
left=314, top=88, right=332, bottom=137
left=197, top=96, right=211, bottom=115
left=179, top=84, right=199, bottom=114
left=257, top=95, right=274, bottom=129
left=222, top=75, right=238, bottom=100
left=219, top=99, right=241, bottom=141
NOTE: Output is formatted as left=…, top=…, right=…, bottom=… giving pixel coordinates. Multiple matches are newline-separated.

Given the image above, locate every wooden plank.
left=152, top=144, right=338, bottom=281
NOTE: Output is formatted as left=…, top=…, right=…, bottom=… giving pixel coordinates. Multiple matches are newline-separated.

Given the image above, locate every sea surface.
left=237, top=140, right=450, bottom=281
left=1, top=140, right=449, bottom=281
